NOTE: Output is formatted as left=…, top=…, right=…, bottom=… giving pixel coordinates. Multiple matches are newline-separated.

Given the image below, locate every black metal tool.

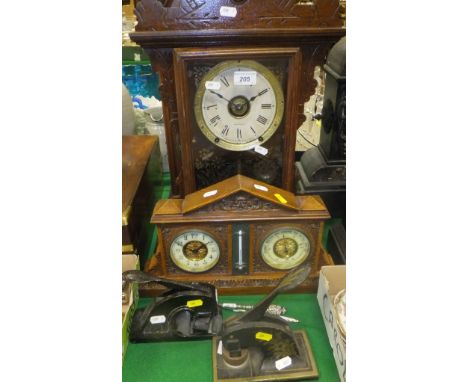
left=213, top=263, right=319, bottom=381
left=123, top=270, right=223, bottom=342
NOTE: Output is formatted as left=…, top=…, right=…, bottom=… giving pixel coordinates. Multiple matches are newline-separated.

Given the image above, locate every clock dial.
left=170, top=231, right=220, bottom=273
left=261, top=228, right=310, bottom=270
left=194, top=60, right=285, bottom=151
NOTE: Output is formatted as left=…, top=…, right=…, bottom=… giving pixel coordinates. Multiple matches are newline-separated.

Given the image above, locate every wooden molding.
left=134, top=0, right=343, bottom=32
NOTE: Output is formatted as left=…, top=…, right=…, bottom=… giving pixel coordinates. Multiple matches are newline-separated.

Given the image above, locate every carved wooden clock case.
left=142, top=175, right=332, bottom=295
left=131, top=0, right=345, bottom=198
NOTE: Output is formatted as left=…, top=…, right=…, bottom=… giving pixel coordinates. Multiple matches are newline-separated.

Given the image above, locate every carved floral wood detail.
left=146, top=48, right=184, bottom=196
left=138, top=277, right=315, bottom=292
left=138, top=271, right=319, bottom=294
left=135, top=0, right=342, bottom=31
left=190, top=192, right=279, bottom=214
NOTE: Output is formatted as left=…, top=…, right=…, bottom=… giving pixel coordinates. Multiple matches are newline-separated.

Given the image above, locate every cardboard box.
left=317, top=265, right=346, bottom=382
left=122, top=254, right=139, bottom=361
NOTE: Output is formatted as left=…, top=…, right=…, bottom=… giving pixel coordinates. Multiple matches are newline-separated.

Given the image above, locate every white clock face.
left=194, top=60, right=284, bottom=151
left=169, top=231, right=220, bottom=273
left=261, top=228, right=311, bottom=270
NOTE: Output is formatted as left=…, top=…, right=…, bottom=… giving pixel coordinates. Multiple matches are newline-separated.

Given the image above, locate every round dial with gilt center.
left=194, top=60, right=285, bottom=151
left=170, top=231, right=220, bottom=273
left=261, top=228, right=311, bottom=270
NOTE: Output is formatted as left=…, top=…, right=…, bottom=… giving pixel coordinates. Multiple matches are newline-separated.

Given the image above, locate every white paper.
left=234, top=71, right=257, bottom=86
left=221, top=303, right=237, bottom=308
left=220, top=6, right=237, bottom=18
left=275, top=356, right=292, bottom=370
left=217, top=340, right=223, bottom=355
left=254, top=184, right=268, bottom=192
left=150, top=315, right=166, bottom=325
left=205, top=81, right=221, bottom=90
left=203, top=190, right=218, bottom=198
left=254, top=145, right=268, bottom=155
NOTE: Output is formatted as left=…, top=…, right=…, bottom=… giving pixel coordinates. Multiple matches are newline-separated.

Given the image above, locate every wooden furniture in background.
left=122, top=135, right=162, bottom=254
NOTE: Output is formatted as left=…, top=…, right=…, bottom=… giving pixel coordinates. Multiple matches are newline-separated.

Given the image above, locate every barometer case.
left=143, top=175, right=332, bottom=295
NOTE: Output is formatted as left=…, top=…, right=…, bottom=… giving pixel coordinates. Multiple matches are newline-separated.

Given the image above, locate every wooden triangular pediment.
left=181, top=175, right=298, bottom=214
left=153, top=198, right=183, bottom=215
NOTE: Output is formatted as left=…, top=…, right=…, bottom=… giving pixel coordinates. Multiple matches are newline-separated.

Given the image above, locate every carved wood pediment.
left=188, top=191, right=280, bottom=215
left=181, top=175, right=299, bottom=214
left=151, top=176, right=330, bottom=224
left=135, top=0, right=343, bottom=31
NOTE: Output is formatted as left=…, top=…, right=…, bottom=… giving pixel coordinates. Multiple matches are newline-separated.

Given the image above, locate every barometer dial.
left=261, top=228, right=310, bottom=270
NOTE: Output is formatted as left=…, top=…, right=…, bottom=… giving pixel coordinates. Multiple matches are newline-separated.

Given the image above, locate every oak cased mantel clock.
left=130, top=0, right=345, bottom=197
left=142, top=175, right=331, bottom=295
left=173, top=47, right=302, bottom=193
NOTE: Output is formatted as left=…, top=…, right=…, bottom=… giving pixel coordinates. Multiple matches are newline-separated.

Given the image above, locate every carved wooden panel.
left=135, top=0, right=343, bottom=31
left=140, top=252, right=322, bottom=296
left=146, top=48, right=184, bottom=197
left=203, top=192, right=279, bottom=213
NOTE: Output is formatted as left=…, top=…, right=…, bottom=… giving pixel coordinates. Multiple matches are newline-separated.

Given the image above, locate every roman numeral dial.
left=194, top=60, right=285, bottom=151
left=221, top=125, right=230, bottom=136
left=257, top=115, right=268, bottom=125
left=220, top=76, right=230, bottom=87
left=210, top=115, right=221, bottom=125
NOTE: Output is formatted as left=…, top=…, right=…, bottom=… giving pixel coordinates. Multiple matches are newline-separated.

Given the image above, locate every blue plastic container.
left=122, top=64, right=160, bottom=100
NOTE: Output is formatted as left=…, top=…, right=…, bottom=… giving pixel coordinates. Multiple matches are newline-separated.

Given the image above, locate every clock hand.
left=209, top=90, right=230, bottom=103
left=249, top=89, right=268, bottom=102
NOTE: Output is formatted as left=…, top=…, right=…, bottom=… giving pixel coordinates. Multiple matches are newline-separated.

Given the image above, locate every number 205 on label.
left=234, top=71, right=257, bottom=86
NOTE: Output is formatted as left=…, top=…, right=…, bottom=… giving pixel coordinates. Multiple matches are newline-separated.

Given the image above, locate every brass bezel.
left=194, top=60, right=285, bottom=151
left=169, top=229, right=221, bottom=273
left=260, top=228, right=311, bottom=270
